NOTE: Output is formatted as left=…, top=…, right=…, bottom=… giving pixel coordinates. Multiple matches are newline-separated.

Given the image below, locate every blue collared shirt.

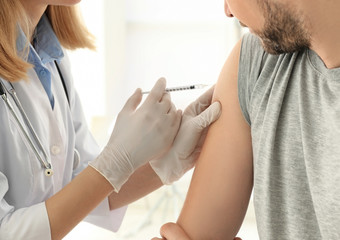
left=17, top=14, right=64, bottom=108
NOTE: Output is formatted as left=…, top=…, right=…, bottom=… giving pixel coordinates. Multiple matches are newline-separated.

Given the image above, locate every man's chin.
left=239, top=21, right=248, bottom=28
left=238, top=21, right=257, bottom=34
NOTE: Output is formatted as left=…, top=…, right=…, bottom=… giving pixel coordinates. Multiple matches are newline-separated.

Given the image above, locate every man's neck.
left=308, top=1, right=340, bottom=69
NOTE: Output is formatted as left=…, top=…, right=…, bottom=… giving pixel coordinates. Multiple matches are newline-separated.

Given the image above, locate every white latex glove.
left=150, top=85, right=221, bottom=184
left=90, top=78, right=182, bottom=192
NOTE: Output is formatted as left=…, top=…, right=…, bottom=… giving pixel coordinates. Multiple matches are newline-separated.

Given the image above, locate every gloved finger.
left=192, top=101, right=221, bottom=129
left=198, top=84, right=215, bottom=105
left=146, top=77, right=167, bottom=103
left=165, top=108, right=182, bottom=135
left=174, top=109, right=182, bottom=128
left=184, top=85, right=215, bottom=117
left=121, top=88, right=143, bottom=112
left=159, top=92, right=172, bottom=113
left=197, top=127, right=209, bottom=148
left=193, top=85, right=216, bottom=113
left=167, top=102, right=177, bottom=114
left=160, top=222, right=191, bottom=240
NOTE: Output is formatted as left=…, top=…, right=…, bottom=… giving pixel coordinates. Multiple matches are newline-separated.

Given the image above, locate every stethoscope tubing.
left=0, top=80, right=53, bottom=176
left=9, top=86, right=50, bottom=164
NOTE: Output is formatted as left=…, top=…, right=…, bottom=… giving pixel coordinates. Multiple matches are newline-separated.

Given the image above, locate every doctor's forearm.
left=46, top=166, right=114, bottom=240
left=45, top=163, right=162, bottom=239
left=108, top=163, right=163, bottom=210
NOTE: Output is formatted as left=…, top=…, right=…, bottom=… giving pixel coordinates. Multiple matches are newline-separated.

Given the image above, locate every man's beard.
left=253, top=0, right=311, bottom=55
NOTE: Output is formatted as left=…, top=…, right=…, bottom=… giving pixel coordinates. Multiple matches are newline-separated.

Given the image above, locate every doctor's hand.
left=152, top=222, right=243, bottom=240
left=150, top=85, right=221, bottom=185
left=90, top=78, right=182, bottom=192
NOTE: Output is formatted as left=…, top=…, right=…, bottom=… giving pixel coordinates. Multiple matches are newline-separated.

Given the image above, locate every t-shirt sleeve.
left=238, top=33, right=266, bottom=125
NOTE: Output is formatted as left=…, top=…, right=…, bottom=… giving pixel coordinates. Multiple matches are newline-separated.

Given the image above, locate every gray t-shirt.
left=238, top=33, right=340, bottom=239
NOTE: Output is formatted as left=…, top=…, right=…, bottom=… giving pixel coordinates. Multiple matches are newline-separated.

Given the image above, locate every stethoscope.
left=0, top=80, right=54, bottom=176
left=0, top=62, right=80, bottom=177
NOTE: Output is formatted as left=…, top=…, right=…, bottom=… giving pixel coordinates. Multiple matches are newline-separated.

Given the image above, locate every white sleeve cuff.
left=84, top=197, right=127, bottom=232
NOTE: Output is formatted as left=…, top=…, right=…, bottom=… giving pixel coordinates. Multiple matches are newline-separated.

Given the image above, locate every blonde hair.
left=0, top=2, right=95, bottom=82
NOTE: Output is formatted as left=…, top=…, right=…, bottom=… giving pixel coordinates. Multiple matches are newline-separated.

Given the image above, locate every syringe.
left=142, top=84, right=208, bottom=94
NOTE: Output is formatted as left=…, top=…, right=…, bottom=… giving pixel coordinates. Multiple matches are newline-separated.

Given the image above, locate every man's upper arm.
left=177, top=39, right=253, bottom=239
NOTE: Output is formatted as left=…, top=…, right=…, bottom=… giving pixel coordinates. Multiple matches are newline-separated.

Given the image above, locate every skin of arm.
left=108, top=163, right=163, bottom=210
left=46, top=166, right=114, bottom=240
left=176, top=39, right=253, bottom=239
left=46, top=163, right=162, bottom=240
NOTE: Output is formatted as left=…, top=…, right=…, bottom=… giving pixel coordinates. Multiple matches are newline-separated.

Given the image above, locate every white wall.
left=69, top=0, right=241, bottom=146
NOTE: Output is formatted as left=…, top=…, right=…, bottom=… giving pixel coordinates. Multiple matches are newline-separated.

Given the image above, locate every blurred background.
left=64, top=0, right=257, bottom=239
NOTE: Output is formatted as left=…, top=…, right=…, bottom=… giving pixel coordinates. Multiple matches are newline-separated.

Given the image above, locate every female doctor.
left=0, top=0, right=221, bottom=239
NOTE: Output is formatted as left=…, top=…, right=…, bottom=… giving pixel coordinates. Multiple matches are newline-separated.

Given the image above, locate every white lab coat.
left=0, top=52, right=126, bottom=239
